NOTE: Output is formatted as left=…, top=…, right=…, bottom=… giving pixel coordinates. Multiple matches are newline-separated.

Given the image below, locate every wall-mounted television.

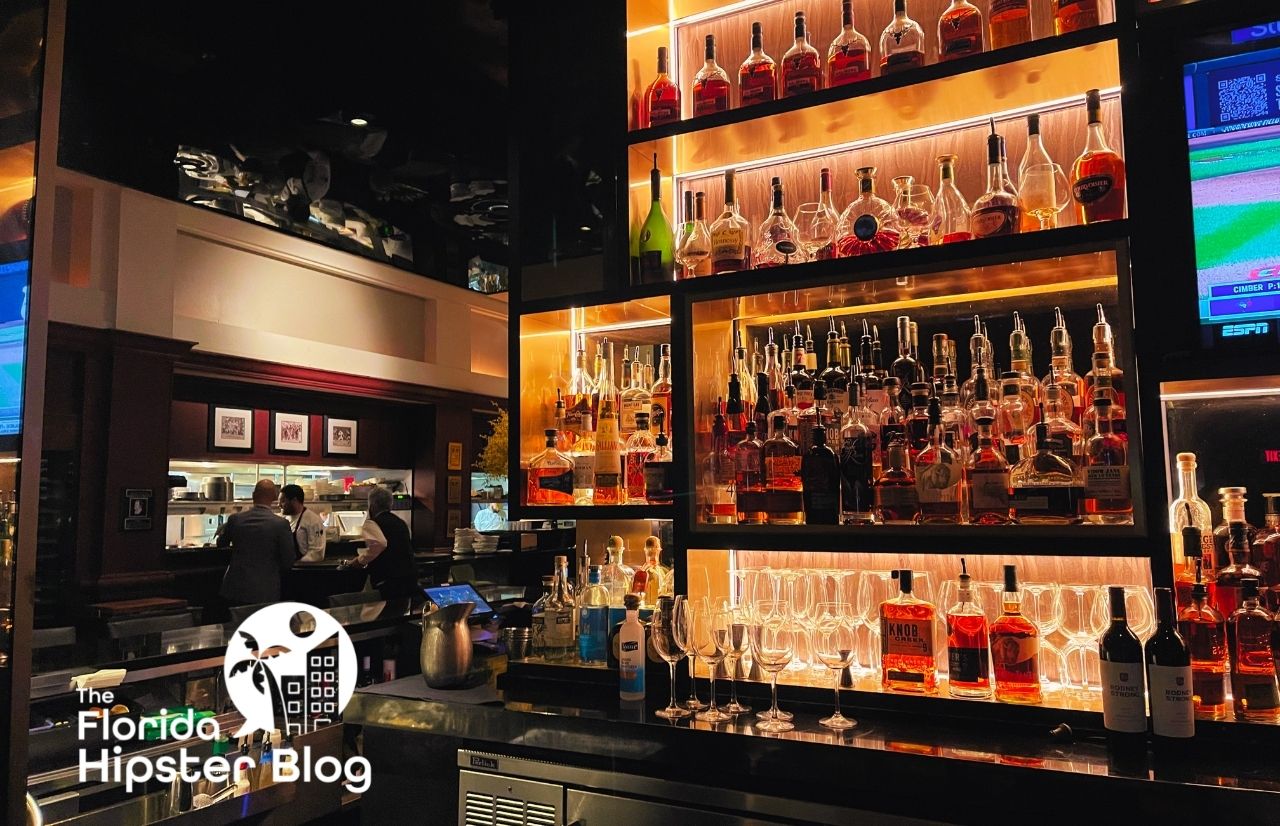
left=0, top=258, right=28, bottom=443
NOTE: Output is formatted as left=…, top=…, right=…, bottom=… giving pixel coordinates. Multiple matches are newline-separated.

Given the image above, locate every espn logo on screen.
left=1221, top=321, right=1271, bottom=337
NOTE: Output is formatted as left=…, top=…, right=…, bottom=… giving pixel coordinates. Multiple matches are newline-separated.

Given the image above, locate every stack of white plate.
left=453, top=528, right=477, bottom=554
left=472, top=535, right=499, bottom=553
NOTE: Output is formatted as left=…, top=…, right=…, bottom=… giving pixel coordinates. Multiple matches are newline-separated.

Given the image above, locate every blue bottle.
left=577, top=566, right=611, bottom=664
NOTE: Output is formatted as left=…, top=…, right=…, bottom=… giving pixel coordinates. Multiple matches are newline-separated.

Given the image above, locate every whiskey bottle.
left=940, top=366, right=967, bottom=457
left=1081, top=366, right=1125, bottom=442
left=637, top=155, right=675, bottom=284
left=914, top=396, right=964, bottom=524
left=1008, top=311, right=1044, bottom=419
left=1055, top=0, right=1101, bottom=37
left=593, top=343, right=625, bottom=505
left=998, top=371, right=1031, bottom=465
left=878, top=377, right=907, bottom=468
left=621, top=351, right=652, bottom=437
left=571, top=416, right=596, bottom=505
left=755, top=177, right=805, bottom=267
left=789, top=333, right=815, bottom=410
left=1083, top=393, right=1131, bottom=524
left=939, top=0, right=984, bottom=62
left=827, top=0, right=871, bottom=86
left=1043, top=307, right=1085, bottom=421
left=643, top=424, right=675, bottom=506
left=1071, top=89, right=1127, bottom=224
left=1178, top=562, right=1228, bottom=719
left=819, top=325, right=849, bottom=425
left=763, top=402, right=804, bottom=525
left=967, top=416, right=1011, bottom=525
left=738, top=21, right=777, bottom=107
left=880, top=569, right=938, bottom=693
left=1216, top=522, right=1261, bottom=618
left=801, top=426, right=841, bottom=525
left=836, top=167, right=902, bottom=256
left=692, top=34, right=731, bottom=117
left=971, top=122, right=1022, bottom=238
left=1212, top=487, right=1259, bottom=592
left=932, top=154, right=973, bottom=243
left=735, top=421, right=767, bottom=524
left=959, top=316, right=988, bottom=406
left=650, top=343, right=674, bottom=440
left=527, top=429, right=575, bottom=506
left=1227, top=578, right=1280, bottom=721
left=879, top=0, right=926, bottom=75
left=643, top=46, right=681, bottom=128
left=989, top=0, right=1031, bottom=50
left=1042, top=384, right=1083, bottom=466
left=875, top=435, right=920, bottom=524
left=861, top=320, right=888, bottom=417
left=904, top=381, right=932, bottom=457
left=891, top=316, right=919, bottom=391
left=1083, top=304, right=1127, bottom=408
left=709, top=170, right=751, bottom=273
left=797, top=379, right=830, bottom=451
left=1255, top=494, right=1280, bottom=611
left=839, top=380, right=876, bottom=525
left=702, top=402, right=738, bottom=524
left=946, top=560, right=991, bottom=697
left=781, top=11, right=823, bottom=98
left=624, top=412, right=658, bottom=504
left=675, top=190, right=712, bottom=279
left=990, top=565, right=1042, bottom=704
left=1100, top=585, right=1148, bottom=739
left=1145, top=587, right=1195, bottom=740
left=1010, top=418, right=1082, bottom=524
left=805, top=324, right=819, bottom=373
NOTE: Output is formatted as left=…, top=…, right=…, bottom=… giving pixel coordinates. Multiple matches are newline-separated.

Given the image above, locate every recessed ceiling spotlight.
left=350, top=117, right=368, bottom=127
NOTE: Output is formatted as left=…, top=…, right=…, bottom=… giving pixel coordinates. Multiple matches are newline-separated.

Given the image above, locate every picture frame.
left=210, top=406, right=254, bottom=451
left=123, top=488, right=153, bottom=531
left=324, top=417, right=358, bottom=456
left=271, top=411, right=310, bottom=454
left=447, top=475, right=462, bottom=505
left=447, top=441, right=463, bottom=471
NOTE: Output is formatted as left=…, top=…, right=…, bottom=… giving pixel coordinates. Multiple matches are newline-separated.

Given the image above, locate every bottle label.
left=693, top=85, right=729, bottom=116
left=783, top=58, right=820, bottom=96
left=940, top=13, right=982, bottom=59
left=620, top=399, right=645, bottom=432
left=740, top=69, right=776, bottom=104
left=875, top=485, right=920, bottom=519
left=536, top=469, right=574, bottom=496
left=1011, top=485, right=1080, bottom=516
left=765, top=455, right=802, bottom=485
left=991, top=0, right=1030, bottom=12
left=795, top=388, right=815, bottom=409
left=1238, top=675, right=1280, bottom=710
left=949, top=646, right=987, bottom=684
left=866, top=388, right=888, bottom=417
left=916, top=460, right=962, bottom=503
left=544, top=608, right=575, bottom=647
left=619, top=632, right=646, bottom=694
left=1085, top=465, right=1129, bottom=499
left=644, top=461, right=673, bottom=501
left=971, top=204, right=1020, bottom=237
left=639, top=250, right=666, bottom=281
left=1101, top=659, right=1148, bottom=733
left=1192, top=667, right=1225, bottom=707
left=882, top=616, right=934, bottom=657
left=1073, top=174, right=1114, bottom=204
left=990, top=632, right=1039, bottom=679
left=830, top=51, right=870, bottom=84
left=573, top=452, right=596, bottom=490
left=1147, top=664, right=1195, bottom=738
left=883, top=50, right=925, bottom=71
left=710, top=225, right=747, bottom=271
left=852, top=212, right=880, bottom=241
left=647, top=99, right=679, bottom=126
left=736, top=448, right=761, bottom=475
left=650, top=398, right=671, bottom=437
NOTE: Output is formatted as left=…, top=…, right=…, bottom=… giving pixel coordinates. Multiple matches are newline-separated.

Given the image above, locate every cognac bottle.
left=989, top=0, right=1031, bottom=50
left=932, top=154, right=973, bottom=243
left=708, top=170, right=751, bottom=273
left=1178, top=563, right=1228, bottom=719
left=1054, top=0, right=1100, bottom=35
left=827, top=0, right=871, bottom=86
left=879, top=0, right=926, bottom=75
left=692, top=34, right=731, bottom=117
left=527, top=429, right=575, bottom=506
left=1071, top=89, right=1127, bottom=224
left=1227, top=578, right=1280, bottom=721
left=939, top=0, right=984, bottom=62
left=781, top=11, right=823, bottom=97
left=643, top=46, right=680, bottom=128
left=990, top=565, right=1042, bottom=704
left=971, top=122, right=1022, bottom=237
left=738, top=21, right=777, bottom=107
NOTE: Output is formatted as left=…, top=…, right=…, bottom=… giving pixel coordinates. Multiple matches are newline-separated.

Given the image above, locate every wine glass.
left=1021, top=582, right=1065, bottom=688
left=673, top=596, right=707, bottom=710
left=691, top=603, right=732, bottom=723
left=784, top=570, right=815, bottom=673
left=813, top=602, right=858, bottom=730
left=749, top=601, right=795, bottom=733
left=857, top=571, right=897, bottom=676
left=674, top=208, right=711, bottom=279
left=652, top=601, right=692, bottom=719
left=1060, top=584, right=1108, bottom=694
left=1117, top=585, right=1156, bottom=641
left=891, top=176, right=936, bottom=248
left=795, top=202, right=837, bottom=260
left=722, top=607, right=752, bottom=714
left=1019, top=163, right=1072, bottom=231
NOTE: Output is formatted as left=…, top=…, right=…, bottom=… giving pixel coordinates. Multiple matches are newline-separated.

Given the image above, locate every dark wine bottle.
left=800, top=426, right=840, bottom=525
left=1144, top=587, right=1194, bottom=741
left=1100, top=585, right=1147, bottom=744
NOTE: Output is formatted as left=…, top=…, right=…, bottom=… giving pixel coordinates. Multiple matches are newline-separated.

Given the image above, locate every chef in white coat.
left=279, top=484, right=327, bottom=563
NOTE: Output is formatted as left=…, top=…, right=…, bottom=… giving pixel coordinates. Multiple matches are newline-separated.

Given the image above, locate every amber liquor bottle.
left=915, top=396, right=964, bottom=524
left=946, top=560, right=991, bottom=698
left=643, top=46, right=680, bottom=128
left=875, top=435, right=920, bottom=525
left=763, top=405, right=804, bottom=525
left=971, top=123, right=1022, bottom=238
left=1216, top=521, right=1260, bottom=618
left=1227, top=578, right=1280, bottom=721
left=827, top=0, right=871, bottom=86
left=988, top=0, right=1031, bottom=50
left=735, top=421, right=768, bottom=524
left=781, top=11, right=822, bottom=98
left=738, top=21, right=777, bottom=106
left=967, top=416, right=1011, bottom=525
left=939, top=0, right=984, bottom=62
left=1071, top=89, right=1127, bottom=224
left=692, top=35, right=731, bottom=117
left=527, top=429, right=575, bottom=506
left=1054, top=0, right=1100, bottom=36
left=1177, top=562, right=1228, bottom=719
left=990, top=565, right=1042, bottom=704
left=1082, top=393, right=1131, bottom=524
left=880, top=569, right=938, bottom=693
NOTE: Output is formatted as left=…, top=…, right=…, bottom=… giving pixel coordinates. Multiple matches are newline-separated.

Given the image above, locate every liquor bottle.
left=650, top=342, right=674, bottom=439
left=571, top=410, right=597, bottom=507
left=578, top=566, right=611, bottom=664
left=989, top=0, right=1031, bottom=50
left=1227, top=578, right=1280, bottom=720
left=1008, top=312, right=1043, bottom=418
left=939, top=0, right=984, bottom=62
left=639, top=536, right=670, bottom=606
left=880, top=569, right=938, bottom=693
left=959, top=316, right=988, bottom=406
left=358, top=655, right=375, bottom=687
left=1216, top=522, right=1261, bottom=619
left=932, top=154, right=973, bottom=243
left=891, top=316, right=919, bottom=391
left=552, top=390, right=573, bottom=455
left=1082, top=367, right=1126, bottom=443
left=692, top=34, right=731, bottom=117
left=1071, top=89, right=1127, bottom=224
left=1255, top=494, right=1280, bottom=611
left=763, top=403, right=804, bottom=525
left=643, top=46, right=680, bottom=128
left=675, top=190, right=712, bottom=279
left=621, top=352, right=653, bottom=436
left=735, top=421, right=767, bottom=524
left=1178, top=561, right=1228, bottom=719
left=904, top=382, right=933, bottom=457
left=875, top=435, right=920, bottom=524
left=781, top=11, right=823, bottom=98
left=564, top=334, right=594, bottom=442
left=819, top=325, right=849, bottom=425
left=1043, top=307, right=1085, bottom=420
left=637, top=155, right=674, bottom=284
left=940, top=367, right=967, bottom=456
left=998, top=372, right=1031, bottom=465
left=709, top=170, right=751, bottom=273
left=946, top=560, right=992, bottom=697
left=801, top=426, right=841, bottom=525
left=1018, top=114, right=1058, bottom=231
left=619, top=594, right=647, bottom=701
left=734, top=329, right=758, bottom=420
left=789, top=333, right=815, bottom=410
left=839, top=380, right=876, bottom=525
left=643, top=423, right=675, bottom=506
left=527, top=428, right=575, bottom=506
left=971, top=122, right=1022, bottom=238
left=809, top=167, right=842, bottom=260
left=879, top=0, right=926, bottom=75
left=1042, top=384, right=1083, bottom=467
left=702, top=403, right=738, bottom=524
left=755, top=177, right=805, bottom=267
left=929, top=334, right=950, bottom=392
left=1100, top=585, right=1148, bottom=739
left=531, top=575, right=554, bottom=653
left=544, top=556, right=578, bottom=661
left=1083, top=393, right=1131, bottom=524
left=836, top=167, right=902, bottom=256
left=966, top=362, right=1000, bottom=446
left=827, top=0, right=871, bottom=86
left=878, top=377, right=907, bottom=469
left=1055, top=0, right=1100, bottom=36
left=726, top=371, right=747, bottom=436
left=1011, top=417, right=1082, bottom=524
left=1169, top=453, right=1213, bottom=599
left=1083, top=304, right=1127, bottom=409
left=861, top=321, right=888, bottom=417
left=797, top=379, right=829, bottom=451
left=624, top=412, right=658, bottom=504
left=915, top=396, right=964, bottom=524
left=1212, top=488, right=1259, bottom=589
left=593, top=343, right=625, bottom=505
left=738, top=21, right=777, bottom=106
left=967, top=416, right=1011, bottom=525
left=1146, top=587, right=1195, bottom=740
left=990, top=565, right=1042, bottom=704
left=590, top=339, right=607, bottom=421
left=601, top=537, right=635, bottom=605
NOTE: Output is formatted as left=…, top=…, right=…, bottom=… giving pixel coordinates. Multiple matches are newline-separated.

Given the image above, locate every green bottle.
left=638, top=154, right=674, bottom=284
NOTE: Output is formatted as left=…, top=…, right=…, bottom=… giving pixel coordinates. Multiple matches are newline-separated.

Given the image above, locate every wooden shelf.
left=686, top=523, right=1148, bottom=555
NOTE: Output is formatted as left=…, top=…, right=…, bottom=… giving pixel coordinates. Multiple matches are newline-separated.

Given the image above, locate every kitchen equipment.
left=420, top=601, right=474, bottom=688
left=200, top=476, right=232, bottom=502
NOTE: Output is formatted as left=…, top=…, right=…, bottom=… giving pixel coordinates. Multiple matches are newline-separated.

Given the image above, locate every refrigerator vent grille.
left=463, top=791, right=557, bottom=826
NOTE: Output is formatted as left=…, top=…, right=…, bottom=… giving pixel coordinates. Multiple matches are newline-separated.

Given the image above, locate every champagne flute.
left=814, top=602, right=858, bottom=729
left=652, top=600, right=692, bottom=719
left=693, top=604, right=733, bottom=723
left=1019, top=163, right=1071, bottom=231
left=749, top=601, right=795, bottom=733
left=674, top=595, right=707, bottom=710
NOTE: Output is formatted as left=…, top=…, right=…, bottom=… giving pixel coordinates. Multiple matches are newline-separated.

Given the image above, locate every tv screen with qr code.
left=1185, top=41, right=1280, bottom=333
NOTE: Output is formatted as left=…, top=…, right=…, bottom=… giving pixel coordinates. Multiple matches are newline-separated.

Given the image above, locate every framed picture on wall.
left=324, top=417, right=358, bottom=456
left=271, top=412, right=310, bottom=453
left=210, top=406, right=254, bottom=451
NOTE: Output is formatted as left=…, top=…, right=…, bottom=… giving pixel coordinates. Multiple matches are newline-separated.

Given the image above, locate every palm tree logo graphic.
left=228, top=630, right=293, bottom=734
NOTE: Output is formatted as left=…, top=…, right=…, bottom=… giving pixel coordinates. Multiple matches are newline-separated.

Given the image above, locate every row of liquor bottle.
left=633, top=90, right=1125, bottom=281
left=697, top=306, right=1131, bottom=525
left=637, top=0, right=1102, bottom=127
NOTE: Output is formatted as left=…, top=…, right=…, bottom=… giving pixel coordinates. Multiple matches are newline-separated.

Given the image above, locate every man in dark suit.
left=344, top=486, right=418, bottom=600
left=218, top=479, right=296, bottom=606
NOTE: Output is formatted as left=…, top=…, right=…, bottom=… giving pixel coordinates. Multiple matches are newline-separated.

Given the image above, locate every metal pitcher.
left=420, top=601, right=474, bottom=688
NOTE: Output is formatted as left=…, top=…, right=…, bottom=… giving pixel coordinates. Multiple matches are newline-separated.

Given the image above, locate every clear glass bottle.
left=564, top=333, right=594, bottom=446
left=531, top=574, right=553, bottom=654
left=1227, top=578, right=1280, bottom=721
left=1042, top=307, right=1085, bottom=421
left=959, top=316, right=988, bottom=406
left=827, top=0, right=871, bottom=86
left=1178, top=563, right=1228, bottom=719
left=1071, top=89, right=1127, bottom=224
left=624, top=412, right=658, bottom=504
left=1018, top=114, right=1056, bottom=231
left=1082, top=393, right=1131, bottom=524
left=1008, top=311, right=1044, bottom=420
left=527, top=428, right=575, bottom=506
left=738, top=21, right=777, bottom=106
left=880, top=569, right=937, bottom=693
left=1010, top=420, right=1082, bottom=525
left=692, top=34, right=731, bottom=117
left=932, top=154, right=973, bottom=244
left=875, top=435, right=920, bottom=524
left=839, top=380, right=876, bottom=524
left=650, top=343, right=674, bottom=439
left=971, top=123, right=1022, bottom=238
left=879, top=0, right=926, bottom=75
left=755, top=177, right=805, bottom=268
left=643, top=423, right=675, bottom=505
left=1042, top=384, right=1082, bottom=467
left=890, top=315, right=919, bottom=392
left=781, top=11, right=823, bottom=98
left=878, top=377, right=907, bottom=471
left=967, top=416, right=1011, bottom=525
left=543, top=556, right=577, bottom=661
left=904, top=381, right=932, bottom=458
left=1083, top=304, right=1127, bottom=409
left=734, top=329, right=758, bottom=420
left=1171, top=452, right=1215, bottom=605
left=946, top=559, right=991, bottom=697
left=577, top=566, right=611, bottom=664
left=989, top=0, right=1031, bottom=50
left=639, top=536, right=670, bottom=607
left=675, top=190, right=712, bottom=279
left=637, top=154, right=674, bottom=284
left=1217, top=522, right=1261, bottom=619
left=593, top=342, right=625, bottom=505
left=990, top=565, right=1042, bottom=704
left=621, top=354, right=653, bottom=437
left=939, top=0, right=984, bottom=62
left=819, top=327, right=849, bottom=427
left=998, top=371, right=1031, bottom=465
left=915, top=396, right=964, bottom=524
left=702, top=403, right=738, bottom=524
left=708, top=169, right=751, bottom=273
left=601, top=537, right=635, bottom=606
left=789, top=332, right=815, bottom=411
left=837, top=167, right=902, bottom=256
left=735, top=420, right=767, bottom=524
left=810, top=167, right=842, bottom=260
left=763, top=403, right=804, bottom=525
left=643, top=46, right=681, bottom=128
left=1213, top=487, right=1258, bottom=583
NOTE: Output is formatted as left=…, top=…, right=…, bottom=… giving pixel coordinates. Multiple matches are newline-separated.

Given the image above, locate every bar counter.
left=346, top=674, right=1280, bottom=824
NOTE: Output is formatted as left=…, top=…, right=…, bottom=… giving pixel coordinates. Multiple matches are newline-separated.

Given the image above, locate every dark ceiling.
left=58, top=0, right=510, bottom=290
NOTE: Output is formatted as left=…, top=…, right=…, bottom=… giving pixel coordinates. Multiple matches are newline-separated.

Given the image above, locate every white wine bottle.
left=638, top=154, right=674, bottom=283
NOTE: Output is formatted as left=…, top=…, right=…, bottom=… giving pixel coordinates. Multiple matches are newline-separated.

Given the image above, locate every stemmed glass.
left=674, top=596, right=707, bottom=710
left=691, top=602, right=733, bottom=723
left=1112, top=585, right=1156, bottom=641
left=813, top=602, right=857, bottom=730
left=795, top=202, right=837, bottom=260
left=1021, top=582, right=1065, bottom=688
left=652, top=600, right=692, bottom=719
left=891, top=176, right=936, bottom=248
left=1019, top=163, right=1072, bottom=231
left=722, top=608, right=752, bottom=714
left=749, top=601, right=795, bottom=733
left=1060, top=584, right=1108, bottom=694
left=857, top=571, right=897, bottom=676
left=785, top=570, right=817, bottom=673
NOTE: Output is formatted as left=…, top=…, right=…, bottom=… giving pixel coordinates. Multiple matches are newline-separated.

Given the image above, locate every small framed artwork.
left=446, top=475, right=462, bottom=505
left=446, top=509, right=462, bottom=535
left=123, top=488, right=153, bottom=531
left=324, top=417, right=358, bottom=456
left=210, top=406, right=254, bottom=451
left=271, top=412, right=310, bottom=454
left=447, top=441, right=463, bottom=471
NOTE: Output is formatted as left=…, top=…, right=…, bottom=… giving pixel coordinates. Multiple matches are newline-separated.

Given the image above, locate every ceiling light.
left=579, top=226, right=592, bottom=232
left=349, top=117, right=368, bottom=127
